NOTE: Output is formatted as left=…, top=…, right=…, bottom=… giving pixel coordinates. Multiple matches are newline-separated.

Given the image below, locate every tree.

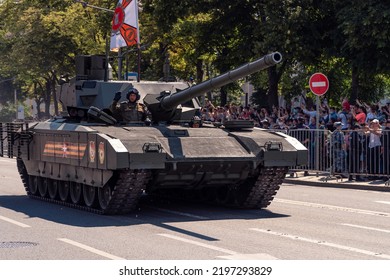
left=336, top=0, right=390, bottom=103
left=1, top=0, right=389, bottom=114
left=0, top=0, right=111, bottom=117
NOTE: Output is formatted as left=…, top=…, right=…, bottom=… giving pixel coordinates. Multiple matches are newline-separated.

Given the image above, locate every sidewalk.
left=283, top=171, right=390, bottom=192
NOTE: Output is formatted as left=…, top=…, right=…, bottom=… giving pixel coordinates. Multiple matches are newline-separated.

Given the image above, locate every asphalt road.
left=1, top=157, right=390, bottom=260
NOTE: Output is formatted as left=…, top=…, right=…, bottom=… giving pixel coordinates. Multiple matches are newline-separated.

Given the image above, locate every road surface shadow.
left=0, top=194, right=289, bottom=242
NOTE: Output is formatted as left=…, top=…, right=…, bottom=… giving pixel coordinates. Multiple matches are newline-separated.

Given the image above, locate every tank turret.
left=144, top=52, right=282, bottom=122
left=57, top=53, right=281, bottom=124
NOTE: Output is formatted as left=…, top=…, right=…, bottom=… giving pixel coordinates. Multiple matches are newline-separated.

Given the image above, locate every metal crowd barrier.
left=272, top=128, right=389, bottom=183
left=0, top=122, right=28, bottom=158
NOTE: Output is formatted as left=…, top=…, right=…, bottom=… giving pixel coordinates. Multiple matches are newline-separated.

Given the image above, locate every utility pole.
left=14, top=89, right=17, bottom=119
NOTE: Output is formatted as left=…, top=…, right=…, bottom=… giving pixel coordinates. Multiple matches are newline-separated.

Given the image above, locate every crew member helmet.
left=126, top=88, right=140, bottom=101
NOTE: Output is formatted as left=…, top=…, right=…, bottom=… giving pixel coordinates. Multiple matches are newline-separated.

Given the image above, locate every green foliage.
left=0, top=0, right=112, bottom=117
left=0, top=102, right=16, bottom=122
left=1, top=0, right=390, bottom=112
left=337, top=0, right=390, bottom=72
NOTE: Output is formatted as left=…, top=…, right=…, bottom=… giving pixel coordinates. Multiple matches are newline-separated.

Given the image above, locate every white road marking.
left=376, top=201, right=390, bottom=205
left=149, top=207, right=208, bottom=220
left=250, top=228, right=390, bottom=260
left=158, top=234, right=279, bottom=259
left=274, top=198, right=390, bottom=217
left=0, top=158, right=16, bottom=163
left=219, top=253, right=279, bottom=260
left=341, top=223, right=390, bottom=234
left=0, top=158, right=16, bottom=166
left=158, top=233, right=237, bottom=255
left=57, top=238, right=125, bottom=260
left=0, top=215, right=30, bottom=228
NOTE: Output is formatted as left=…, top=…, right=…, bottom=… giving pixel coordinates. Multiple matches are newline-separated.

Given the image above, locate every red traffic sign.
left=309, top=73, right=329, bottom=96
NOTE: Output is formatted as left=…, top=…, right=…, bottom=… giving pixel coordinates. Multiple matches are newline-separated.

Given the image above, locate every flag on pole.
left=110, top=0, right=139, bottom=51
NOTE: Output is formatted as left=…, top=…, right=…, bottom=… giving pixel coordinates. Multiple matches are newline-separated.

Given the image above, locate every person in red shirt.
left=351, top=105, right=366, bottom=125
left=342, top=98, right=350, bottom=111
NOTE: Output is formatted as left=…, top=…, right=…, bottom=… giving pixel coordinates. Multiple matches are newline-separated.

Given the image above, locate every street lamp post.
left=14, top=89, right=17, bottom=119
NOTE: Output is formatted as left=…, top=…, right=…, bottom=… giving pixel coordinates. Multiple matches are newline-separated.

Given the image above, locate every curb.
left=283, top=178, right=390, bottom=192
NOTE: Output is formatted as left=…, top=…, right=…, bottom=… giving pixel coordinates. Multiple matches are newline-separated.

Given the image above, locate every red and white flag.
left=110, top=0, right=139, bottom=51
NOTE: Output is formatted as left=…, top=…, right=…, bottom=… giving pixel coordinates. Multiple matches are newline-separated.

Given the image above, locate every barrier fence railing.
left=272, top=128, right=389, bottom=183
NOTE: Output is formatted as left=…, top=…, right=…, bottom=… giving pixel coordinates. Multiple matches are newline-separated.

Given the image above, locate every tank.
left=0, top=52, right=307, bottom=214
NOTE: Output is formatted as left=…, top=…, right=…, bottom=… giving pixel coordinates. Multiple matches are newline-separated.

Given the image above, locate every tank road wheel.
left=83, top=185, right=97, bottom=207
left=47, top=179, right=58, bottom=199
left=98, top=184, right=113, bottom=211
left=70, top=182, right=83, bottom=205
left=58, top=181, right=70, bottom=202
left=38, top=177, right=48, bottom=197
left=28, top=175, right=39, bottom=195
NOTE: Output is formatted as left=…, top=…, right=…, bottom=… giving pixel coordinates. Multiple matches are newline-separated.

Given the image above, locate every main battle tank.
left=0, top=52, right=307, bottom=214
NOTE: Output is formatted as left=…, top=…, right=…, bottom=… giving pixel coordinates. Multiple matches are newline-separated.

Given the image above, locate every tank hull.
left=5, top=121, right=306, bottom=214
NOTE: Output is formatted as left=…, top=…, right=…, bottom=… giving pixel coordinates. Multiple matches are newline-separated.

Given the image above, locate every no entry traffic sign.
left=309, top=73, right=329, bottom=96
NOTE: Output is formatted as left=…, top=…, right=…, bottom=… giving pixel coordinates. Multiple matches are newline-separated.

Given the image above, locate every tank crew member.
left=110, top=88, right=147, bottom=122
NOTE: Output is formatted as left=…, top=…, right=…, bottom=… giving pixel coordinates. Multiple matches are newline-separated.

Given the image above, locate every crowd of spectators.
left=200, top=97, right=390, bottom=181
left=200, top=97, right=390, bottom=131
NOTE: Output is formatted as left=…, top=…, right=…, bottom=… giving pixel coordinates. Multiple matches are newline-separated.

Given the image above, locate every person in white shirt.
left=367, top=119, right=382, bottom=178
left=301, top=104, right=317, bottom=124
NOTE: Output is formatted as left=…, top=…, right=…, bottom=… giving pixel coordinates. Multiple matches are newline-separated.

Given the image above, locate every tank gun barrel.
left=161, top=52, right=282, bottom=110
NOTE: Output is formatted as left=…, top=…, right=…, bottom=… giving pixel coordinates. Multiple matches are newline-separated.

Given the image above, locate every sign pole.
left=118, top=48, right=122, bottom=80
left=316, top=95, right=320, bottom=171
left=309, top=72, right=329, bottom=173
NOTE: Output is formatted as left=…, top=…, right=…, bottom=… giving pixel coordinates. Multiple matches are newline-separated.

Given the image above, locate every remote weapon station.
left=0, top=52, right=307, bottom=214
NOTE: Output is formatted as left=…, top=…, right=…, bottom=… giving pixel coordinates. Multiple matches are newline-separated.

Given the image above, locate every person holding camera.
left=351, top=105, right=366, bottom=125
left=110, top=88, right=147, bottom=122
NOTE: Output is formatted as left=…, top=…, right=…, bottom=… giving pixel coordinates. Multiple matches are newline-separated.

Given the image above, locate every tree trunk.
left=158, top=42, right=168, bottom=79
left=350, top=65, right=359, bottom=104
left=45, top=80, right=51, bottom=118
left=195, top=59, right=205, bottom=105
left=35, top=98, right=42, bottom=119
left=267, top=66, right=279, bottom=107
left=51, top=75, right=59, bottom=116
left=196, top=59, right=204, bottom=84
left=220, top=86, right=228, bottom=107
left=205, top=63, right=213, bottom=101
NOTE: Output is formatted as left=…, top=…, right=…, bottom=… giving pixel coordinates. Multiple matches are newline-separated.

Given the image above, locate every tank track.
left=102, top=170, right=150, bottom=215
left=231, top=166, right=288, bottom=209
left=16, top=159, right=150, bottom=215
left=17, top=159, right=31, bottom=195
